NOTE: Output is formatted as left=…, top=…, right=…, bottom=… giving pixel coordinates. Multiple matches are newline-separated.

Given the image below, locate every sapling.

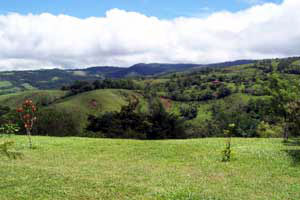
left=222, top=123, right=235, bottom=162
left=17, top=99, right=37, bottom=149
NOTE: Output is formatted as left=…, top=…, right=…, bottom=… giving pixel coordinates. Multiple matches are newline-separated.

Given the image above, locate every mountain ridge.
left=0, top=59, right=255, bottom=94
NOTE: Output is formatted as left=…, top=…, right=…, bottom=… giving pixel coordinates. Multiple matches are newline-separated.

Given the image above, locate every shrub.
left=256, top=121, right=283, bottom=138
left=180, top=104, right=198, bottom=120
left=0, top=123, right=20, bottom=135
left=87, top=99, right=186, bottom=139
left=33, top=107, right=83, bottom=136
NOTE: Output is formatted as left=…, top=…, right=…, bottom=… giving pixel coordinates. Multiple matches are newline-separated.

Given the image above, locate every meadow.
left=1, top=136, right=299, bottom=200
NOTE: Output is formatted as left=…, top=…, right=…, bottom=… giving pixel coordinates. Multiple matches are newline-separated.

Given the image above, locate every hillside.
left=0, top=90, right=67, bottom=107
left=0, top=60, right=254, bottom=95
left=51, top=89, right=147, bottom=130
left=1, top=136, right=299, bottom=200
left=0, top=89, right=148, bottom=132
left=0, top=56, right=300, bottom=139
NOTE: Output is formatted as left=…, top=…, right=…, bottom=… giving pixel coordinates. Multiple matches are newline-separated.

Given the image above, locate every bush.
left=33, top=107, right=83, bottom=136
left=256, top=121, right=283, bottom=138
left=87, top=99, right=187, bottom=139
left=179, top=104, right=198, bottom=120
left=0, top=123, right=20, bottom=135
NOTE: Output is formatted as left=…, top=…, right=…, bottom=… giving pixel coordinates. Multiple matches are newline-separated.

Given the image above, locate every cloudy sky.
left=0, top=0, right=299, bottom=70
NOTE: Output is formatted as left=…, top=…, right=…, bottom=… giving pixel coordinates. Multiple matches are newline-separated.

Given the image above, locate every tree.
left=286, top=100, right=300, bottom=137
left=267, top=73, right=300, bottom=141
left=17, top=99, right=37, bottom=148
left=180, top=104, right=198, bottom=120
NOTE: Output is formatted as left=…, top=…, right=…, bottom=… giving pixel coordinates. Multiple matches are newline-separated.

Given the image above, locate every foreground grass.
left=0, top=136, right=299, bottom=200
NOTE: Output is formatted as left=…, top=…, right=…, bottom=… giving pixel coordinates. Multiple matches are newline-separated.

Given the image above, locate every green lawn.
left=1, top=136, right=299, bottom=200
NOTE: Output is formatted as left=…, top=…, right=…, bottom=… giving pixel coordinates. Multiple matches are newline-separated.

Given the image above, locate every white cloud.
left=239, top=0, right=266, bottom=5
left=0, top=0, right=299, bottom=70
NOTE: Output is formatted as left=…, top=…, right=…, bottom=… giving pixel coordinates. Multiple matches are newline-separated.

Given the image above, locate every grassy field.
left=1, top=136, right=299, bottom=200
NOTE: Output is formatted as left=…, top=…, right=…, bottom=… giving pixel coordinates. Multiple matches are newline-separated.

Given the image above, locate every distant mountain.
left=0, top=59, right=255, bottom=94
left=86, top=60, right=255, bottom=78
left=107, top=63, right=202, bottom=77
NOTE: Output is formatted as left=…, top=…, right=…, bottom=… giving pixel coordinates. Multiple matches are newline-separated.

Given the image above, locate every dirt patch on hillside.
left=160, top=97, right=172, bottom=111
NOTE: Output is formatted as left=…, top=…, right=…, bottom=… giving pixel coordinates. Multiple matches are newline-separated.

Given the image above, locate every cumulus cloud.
left=0, top=0, right=299, bottom=70
left=239, top=0, right=266, bottom=5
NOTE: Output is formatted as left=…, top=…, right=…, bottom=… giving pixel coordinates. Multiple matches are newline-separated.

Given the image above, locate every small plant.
left=17, top=99, right=37, bottom=149
left=0, top=140, right=23, bottom=159
left=221, top=123, right=235, bottom=162
left=0, top=123, right=20, bottom=136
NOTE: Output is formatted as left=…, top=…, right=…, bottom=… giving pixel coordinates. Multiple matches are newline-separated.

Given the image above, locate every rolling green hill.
left=0, top=90, right=67, bottom=108
left=0, top=89, right=149, bottom=133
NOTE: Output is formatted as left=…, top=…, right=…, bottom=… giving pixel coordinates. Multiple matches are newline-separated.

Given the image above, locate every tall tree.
left=267, top=73, right=300, bottom=141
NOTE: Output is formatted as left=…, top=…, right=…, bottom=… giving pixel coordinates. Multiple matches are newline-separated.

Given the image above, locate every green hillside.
left=50, top=89, right=149, bottom=132
left=0, top=90, right=67, bottom=108
left=54, top=89, right=149, bottom=115
left=0, top=89, right=149, bottom=133
left=1, top=136, right=299, bottom=200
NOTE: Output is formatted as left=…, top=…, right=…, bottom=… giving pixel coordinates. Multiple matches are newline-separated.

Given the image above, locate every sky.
left=1, top=0, right=299, bottom=70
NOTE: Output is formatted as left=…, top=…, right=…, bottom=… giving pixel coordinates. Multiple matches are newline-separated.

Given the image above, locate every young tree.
left=17, top=99, right=37, bottom=148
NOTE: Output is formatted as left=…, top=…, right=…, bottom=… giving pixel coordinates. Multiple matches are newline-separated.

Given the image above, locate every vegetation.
left=221, top=123, right=235, bottom=162
left=0, top=61, right=253, bottom=95
left=16, top=100, right=37, bottom=148
left=0, top=136, right=299, bottom=200
left=0, top=57, right=300, bottom=139
left=87, top=97, right=186, bottom=139
left=0, top=140, right=22, bottom=159
left=0, top=57, right=300, bottom=199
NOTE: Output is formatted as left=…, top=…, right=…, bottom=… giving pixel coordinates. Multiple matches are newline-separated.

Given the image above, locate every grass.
left=0, top=136, right=299, bottom=200
left=51, top=89, right=148, bottom=131
left=21, top=83, right=37, bottom=90
left=51, top=76, right=61, bottom=81
left=72, top=71, right=87, bottom=76
left=0, top=87, right=22, bottom=95
left=0, top=90, right=67, bottom=107
left=53, top=89, right=132, bottom=115
left=0, top=81, right=13, bottom=88
left=292, top=60, right=300, bottom=65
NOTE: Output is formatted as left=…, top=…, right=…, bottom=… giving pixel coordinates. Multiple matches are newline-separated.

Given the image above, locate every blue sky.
left=0, top=0, right=283, bottom=19
left=1, top=0, right=299, bottom=70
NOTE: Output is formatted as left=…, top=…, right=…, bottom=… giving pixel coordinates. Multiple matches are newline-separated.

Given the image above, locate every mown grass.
left=0, top=136, right=299, bottom=200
